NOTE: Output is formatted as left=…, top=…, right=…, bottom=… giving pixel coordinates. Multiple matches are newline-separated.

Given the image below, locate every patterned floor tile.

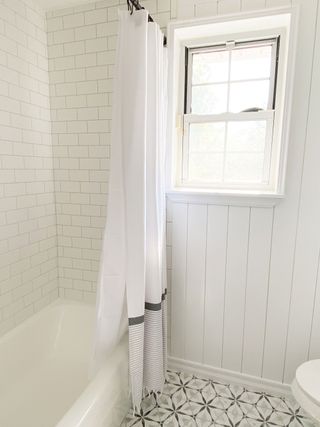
left=122, top=371, right=316, bottom=426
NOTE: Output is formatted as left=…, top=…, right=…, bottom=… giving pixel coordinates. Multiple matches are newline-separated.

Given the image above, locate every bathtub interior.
left=0, top=301, right=102, bottom=427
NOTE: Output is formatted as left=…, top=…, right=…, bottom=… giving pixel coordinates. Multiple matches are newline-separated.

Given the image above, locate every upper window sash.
left=185, top=37, right=280, bottom=115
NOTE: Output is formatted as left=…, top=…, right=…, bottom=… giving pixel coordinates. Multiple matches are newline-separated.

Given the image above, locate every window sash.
left=181, top=111, right=275, bottom=190
left=185, top=37, right=279, bottom=114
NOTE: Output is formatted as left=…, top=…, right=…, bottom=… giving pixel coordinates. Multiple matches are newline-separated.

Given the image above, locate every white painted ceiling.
left=33, top=0, right=98, bottom=11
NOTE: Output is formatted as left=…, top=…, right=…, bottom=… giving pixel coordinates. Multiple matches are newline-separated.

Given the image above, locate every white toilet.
left=292, top=360, right=320, bottom=425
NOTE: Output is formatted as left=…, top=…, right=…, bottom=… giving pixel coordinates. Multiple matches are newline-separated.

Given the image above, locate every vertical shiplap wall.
left=171, top=205, right=275, bottom=376
left=0, top=0, right=58, bottom=335
left=283, top=0, right=320, bottom=382
left=170, top=0, right=320, bottom=385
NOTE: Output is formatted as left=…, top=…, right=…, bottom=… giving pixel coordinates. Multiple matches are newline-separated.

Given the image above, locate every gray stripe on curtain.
left=129, top=315, right=145, bottom=326
left=128, top=291, right=167, bottom=322
left=128, top=295, right=167, bottom=407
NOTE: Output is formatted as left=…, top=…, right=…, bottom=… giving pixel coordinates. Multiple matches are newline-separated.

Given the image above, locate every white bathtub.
left=0, top=299, right=130, bottom=427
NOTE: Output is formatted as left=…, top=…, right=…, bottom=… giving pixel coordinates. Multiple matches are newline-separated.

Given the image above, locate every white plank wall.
left=242, top=208, right=273, bottom=377
left=203, top=205, right=228, bottom=367
left=171, top=203, right=188, bottom=358
left=170, top=0, right=320, bottom=386
left=283, top=0, right=320, bottom=382
left=262, top=0, right=319, bottom=384
left=222, top=207, right=250, bottom=372
left=185, top=205, right=207, bottom=362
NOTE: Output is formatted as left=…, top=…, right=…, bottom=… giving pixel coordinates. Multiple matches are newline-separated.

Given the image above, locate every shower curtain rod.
left=127, top=0, right=167, bottom=46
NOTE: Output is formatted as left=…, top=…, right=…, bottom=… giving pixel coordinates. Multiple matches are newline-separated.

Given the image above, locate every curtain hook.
left=127, top=0, right=133, bottom=14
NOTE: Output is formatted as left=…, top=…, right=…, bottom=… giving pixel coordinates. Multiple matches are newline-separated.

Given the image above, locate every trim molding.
left=168, top=356, right=292, bottom=398
left=166, top=191, right=284, bottom=207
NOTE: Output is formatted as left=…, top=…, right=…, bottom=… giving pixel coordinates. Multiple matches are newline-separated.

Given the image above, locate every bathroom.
left=0, top=0, right=319, bottom=425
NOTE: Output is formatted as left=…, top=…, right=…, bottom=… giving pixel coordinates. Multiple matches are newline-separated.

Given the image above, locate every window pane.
left=185, top=119, right=271, bottom=185
left=188, top=153, right=224, bottom=182
left=224, top=153, right=265, bottom=183
left=192, top=50, right=229, bottom=84
left=189, top=122, right=225, bottom=153
left=229, top=80, right=270, bottom=112
left=192, top=84, right=228, bottom=114
left=227, top=121, right=267, bottom=152
left=230, top=45, right=273, bottom=81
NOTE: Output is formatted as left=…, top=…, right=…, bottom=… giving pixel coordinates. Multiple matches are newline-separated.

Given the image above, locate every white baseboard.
left=168, top=356, right=292, bottom=398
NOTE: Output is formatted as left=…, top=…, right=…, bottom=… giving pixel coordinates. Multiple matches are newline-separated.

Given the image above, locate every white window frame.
left=167, top=7, right=299, bottom=206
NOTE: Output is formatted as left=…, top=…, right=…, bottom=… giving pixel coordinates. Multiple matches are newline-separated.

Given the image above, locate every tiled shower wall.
left=0, top=0, right=176, bottom=335
left=47, top=0, right=175, bottom=302
left=0, top=0, right=58, bottom=335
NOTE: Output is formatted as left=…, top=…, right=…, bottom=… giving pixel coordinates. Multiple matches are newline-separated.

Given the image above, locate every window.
left=183, top=38, right=279, bottom=190
left=168, top=9, right=298, bottom=198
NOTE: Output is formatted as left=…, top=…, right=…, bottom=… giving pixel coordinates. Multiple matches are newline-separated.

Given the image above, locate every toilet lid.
left=296, top=359, right=320, bottom=405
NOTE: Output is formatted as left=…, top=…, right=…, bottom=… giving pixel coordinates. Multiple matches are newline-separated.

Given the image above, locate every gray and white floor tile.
left=123, top=371, right=315, bottom=426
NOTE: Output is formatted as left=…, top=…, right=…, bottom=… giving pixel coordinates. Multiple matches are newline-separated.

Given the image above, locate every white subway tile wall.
left=0, top=0, right=58, bottom=335
left=46, top=0, right=174, bottom=304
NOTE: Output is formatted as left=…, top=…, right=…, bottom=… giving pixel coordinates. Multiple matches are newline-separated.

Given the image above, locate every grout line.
left=307, top=248, right=320, bottom=360
left=221, top=205, right=230, bottom=368
left=261, top=207, right=275, bottom=378
left=183, top=203, right=189, bottom=360
left=240, top=207, right=251, bottom=373
left=201, top=204, right=209, bottom=364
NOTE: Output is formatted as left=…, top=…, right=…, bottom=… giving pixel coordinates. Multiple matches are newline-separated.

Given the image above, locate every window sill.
left=166, top=189, right=284, bottom=207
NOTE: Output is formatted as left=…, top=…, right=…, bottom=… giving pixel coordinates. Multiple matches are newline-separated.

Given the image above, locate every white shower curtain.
left=91, top=9, right=167, bottom=409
